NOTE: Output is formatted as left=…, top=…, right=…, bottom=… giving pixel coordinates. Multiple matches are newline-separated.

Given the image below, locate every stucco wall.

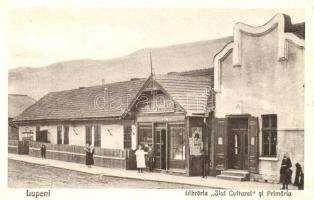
left=256, top=130, right=304, bottom=183
left=215, top=28, right=304, bottom=182
left=18, top=123, right=125, bottom=150
left=101, top=124, right=124, bottom=149
left=216, top=29, right=304, bottom=128
left=68, top=125, right=86, bottom=146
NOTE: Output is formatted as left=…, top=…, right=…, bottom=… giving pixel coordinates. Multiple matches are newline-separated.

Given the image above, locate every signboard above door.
left=136, top=91, right=175, bottom=113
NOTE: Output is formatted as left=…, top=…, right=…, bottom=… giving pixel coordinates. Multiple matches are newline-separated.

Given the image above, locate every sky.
left=9, top=7, right=305, bottom=68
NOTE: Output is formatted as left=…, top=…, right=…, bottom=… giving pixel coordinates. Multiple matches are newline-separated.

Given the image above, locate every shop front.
left=137, top=121, right=186, bottom=171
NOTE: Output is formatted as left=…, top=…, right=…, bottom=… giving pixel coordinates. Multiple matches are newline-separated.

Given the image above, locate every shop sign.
left=136, top=93, right=174, bottom=113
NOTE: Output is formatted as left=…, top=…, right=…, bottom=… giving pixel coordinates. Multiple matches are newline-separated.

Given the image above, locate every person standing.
left=280, top=153, right=292, bottom=189
left=294, top=163, right=304, bottom=190
left=40, top=144, right=46, bottom=159
left=135, top=145, right=147, bottom=173
left=147, top=146, right=155, bottom=172
left=84, top=143, right=94, bottom=168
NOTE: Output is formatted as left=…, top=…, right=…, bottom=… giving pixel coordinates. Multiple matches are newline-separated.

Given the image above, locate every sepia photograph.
left=3, top=1, right=313, bottom=199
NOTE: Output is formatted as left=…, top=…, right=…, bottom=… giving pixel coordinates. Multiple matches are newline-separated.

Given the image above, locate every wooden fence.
left=8, top=140, right=18, bottom=154
left=8, top=140, right=133, bottom=169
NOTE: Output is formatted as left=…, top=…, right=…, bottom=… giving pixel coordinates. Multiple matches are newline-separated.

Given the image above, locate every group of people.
left=83, top=143, right=155, bottom=173
left=280, top=153, right=304, bottom=190
left=135, top=144, right=155, bottom=173
left=77, top=143, right=306, bottom=190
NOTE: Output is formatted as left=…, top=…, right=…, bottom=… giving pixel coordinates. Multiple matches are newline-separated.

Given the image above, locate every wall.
left=256, top=130, right=304, bottom=183
left=18, top=122, right=125, bottom=150
left=101, top=124, right=124, bottom=149
left=215, top=28, right=304, bottom=182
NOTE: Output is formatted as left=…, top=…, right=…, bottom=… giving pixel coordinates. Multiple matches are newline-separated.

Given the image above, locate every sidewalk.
left=8, top=153, right=297, bottom=190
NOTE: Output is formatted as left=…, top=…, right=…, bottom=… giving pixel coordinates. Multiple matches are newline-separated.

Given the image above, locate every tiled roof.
left=8, top=94, right=36, bottom=118
left=13, top=79, right=147, bottom=122
left=14, top=68, right=214, bottom=122
left=155, top=74, right=213, bottom=115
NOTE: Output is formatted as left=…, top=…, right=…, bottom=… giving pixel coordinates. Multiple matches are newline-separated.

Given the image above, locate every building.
left=212, top=13, right=304, bottom=182
left=12, top=71, right=214, bottom=176
left=8, top=94, right=36, bottom=140
left=11, top=13, right=304, bottom=182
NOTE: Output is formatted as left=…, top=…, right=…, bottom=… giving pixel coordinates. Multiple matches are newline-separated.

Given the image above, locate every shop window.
left=169, top=124, right=185, bottom=160
left=262, top=114, right=277, bottom=157
left=85, top=126, right=92, bottom=145
left=63, top=126, right=69, bottom=144
left=94, top=125, right=101, bottom=147
left=57, top=126, right=62, bottom=144
left=138, top=123, right=152, bottom=149
left=124, top=125, right=132, bottom=149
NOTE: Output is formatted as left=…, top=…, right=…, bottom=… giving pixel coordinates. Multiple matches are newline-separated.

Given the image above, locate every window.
left=124, top=125, right=132, bottom=149
left=85, top=126, right=92, bottom=145
left=63, top=126, right=69, bottom=144
left=262, top=114, right=277, bottom=157
left=169, top=124, right=185, bottom=160
left=57, top=126, right=62, bottom=144
left=94, top=125, right=101, bottom=147
left=36, top=126, right=48, bottom=143
left=138, top=123, right=152, bottom=148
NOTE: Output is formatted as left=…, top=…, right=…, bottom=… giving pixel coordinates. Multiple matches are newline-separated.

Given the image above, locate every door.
left=229, top=129, right=248, bottom=169
left=228, top=117, right=248, bottom=170
left=154, top=127, right=167, bottom=170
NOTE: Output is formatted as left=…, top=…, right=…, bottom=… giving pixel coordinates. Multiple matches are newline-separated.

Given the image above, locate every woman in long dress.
left=135, top=144, right=147, bottom=173
left=280, top=153, right=292, bottom=189
left=84, top=143, right=94, bottom=168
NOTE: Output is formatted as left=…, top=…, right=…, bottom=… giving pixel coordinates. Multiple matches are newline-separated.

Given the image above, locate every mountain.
left=9, top=36, right=232, bottom=100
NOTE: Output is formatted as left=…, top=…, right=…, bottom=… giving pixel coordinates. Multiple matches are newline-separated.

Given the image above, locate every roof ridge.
left=47, top=78, right=147, bottom=95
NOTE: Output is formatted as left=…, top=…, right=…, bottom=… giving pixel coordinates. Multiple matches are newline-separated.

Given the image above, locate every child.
left=135, top=145, right=147, bottom=173
left=40, top=144, right=46, bottom=159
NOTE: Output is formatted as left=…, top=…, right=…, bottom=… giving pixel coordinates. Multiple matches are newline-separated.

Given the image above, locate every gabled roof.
left=8, top=94, right=36, bottom=118
left=14, top=68, right=214, bottom=122
left=154, top=74, right=213, bottom=115
left=13, top=79, right=147, bottom=122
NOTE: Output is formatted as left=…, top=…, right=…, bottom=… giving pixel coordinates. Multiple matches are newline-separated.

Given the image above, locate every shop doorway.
left=155, top=126, right=167, bottom=169
left=138, top=122, right=186, bottom=171
left=228, top=117, right=249, bottom=170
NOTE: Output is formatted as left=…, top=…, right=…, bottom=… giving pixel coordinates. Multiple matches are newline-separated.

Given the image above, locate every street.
left=8, top=159, right=209, bottom=189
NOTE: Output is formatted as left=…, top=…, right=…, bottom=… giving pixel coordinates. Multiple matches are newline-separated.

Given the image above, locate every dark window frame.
left=85, top=125, right=92, bottom=145
left=261, top=114, right=277, bottom=157
left=57, top=126, right=62, bottom=144
left=94, top=125, right=101, bottom=147
left=123, top=125, right=132, bottom=149
left=63, top=126, right=69, bottom=144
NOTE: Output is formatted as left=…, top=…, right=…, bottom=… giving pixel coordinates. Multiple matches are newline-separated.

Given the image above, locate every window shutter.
left=214, top=118, right=227, bottom=171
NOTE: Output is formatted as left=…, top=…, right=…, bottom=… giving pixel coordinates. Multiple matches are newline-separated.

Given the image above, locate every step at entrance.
left=217, top=170, right=250, bottom=182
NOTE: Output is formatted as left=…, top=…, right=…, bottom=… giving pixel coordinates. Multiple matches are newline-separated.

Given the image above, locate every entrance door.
left=154, top=125, right=167, bottom=170
left=228, top=117, right=249, bottom=170
left=230, top=129, right=248, bottom=169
